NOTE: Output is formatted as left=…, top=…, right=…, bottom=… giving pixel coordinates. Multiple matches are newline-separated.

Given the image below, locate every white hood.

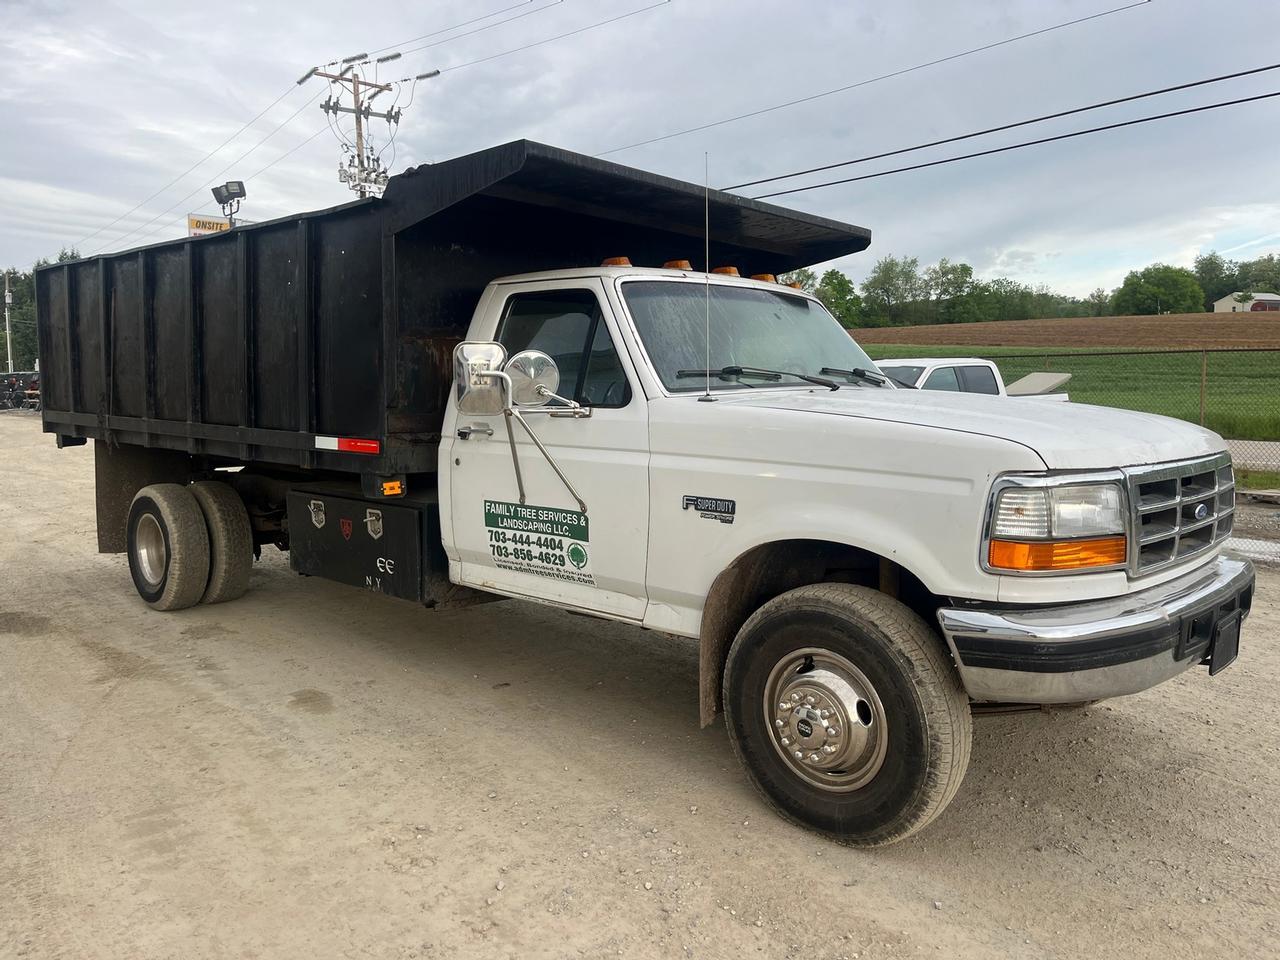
left=722, top=388, right=1225, bottom=470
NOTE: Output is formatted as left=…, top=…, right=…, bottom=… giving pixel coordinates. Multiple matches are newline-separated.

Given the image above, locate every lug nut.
left=790, top=692, right=801, bottom=702
left=781, top=737, right=790, bottom=746
left=827, top=726, right=841, bottom=738
left=820, top=709, right=831, bottom=719
left=778, top=701, right=792, bottom=712
left=774, top=718, right=784, bottom=728
left=805, top=695, right=816, bottom=705
left=793, top=750, right=803, bottom=760
left=808, top=753, right=821, bottom=763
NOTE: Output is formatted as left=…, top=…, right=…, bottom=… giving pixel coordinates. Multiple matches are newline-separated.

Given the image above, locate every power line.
left=433, top=0, right=669, bottom=74
left=749, top=89, right=1280, bottom=200
left=72, top=83, right=303, bottom=249
left=594, top=0, right=1151, bottom=157
left=363, top=0, right=536, bottom=59
left=387, top=0, right=565, bottom=61
left=74, top=3, right=560, bottom=255
left=96, top=90, right=325, bottom=253
left=726, top=61, right=1280, bottom=191
left=109, top=0, right=676, bottom=251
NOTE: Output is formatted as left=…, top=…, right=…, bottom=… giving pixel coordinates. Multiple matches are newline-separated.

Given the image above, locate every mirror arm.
left=477, top=370, right=588, bottom=515
left=507, top=407, right=589, bottom=515
left=501, top=409, right=528, bottom=505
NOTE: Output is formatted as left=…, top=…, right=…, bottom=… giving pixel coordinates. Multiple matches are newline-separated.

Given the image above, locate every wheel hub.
left=766, top=649, right=887, bottom=792
left=135, top=513, right=167, bottom=587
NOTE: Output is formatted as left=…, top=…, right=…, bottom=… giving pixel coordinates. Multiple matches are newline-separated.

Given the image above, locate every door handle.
left=457, top=424, right=495, bottom=440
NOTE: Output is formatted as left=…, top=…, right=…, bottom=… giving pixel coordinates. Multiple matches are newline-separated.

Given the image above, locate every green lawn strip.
left=1238, top=469, right=1280, bottom=491
left=860, top=344, right=1280, bottom=442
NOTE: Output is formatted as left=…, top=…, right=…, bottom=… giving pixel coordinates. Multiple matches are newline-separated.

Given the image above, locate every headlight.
left=987, top=480, right=1127, bottom=573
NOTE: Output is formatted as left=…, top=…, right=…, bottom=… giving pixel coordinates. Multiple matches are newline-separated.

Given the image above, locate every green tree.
left=1, top=248, right=79, bottom=371
left=778, top=267, right=817, bottom=293
left=1112, top=264, right=1204, bottom=315
left=1086, top=287, right=1111, bottom=316
left=1193, top=251, right=1239, bottom=310
left=814, top=269, right=862, bottom=328
left=860, top=255, right=922, bottom=325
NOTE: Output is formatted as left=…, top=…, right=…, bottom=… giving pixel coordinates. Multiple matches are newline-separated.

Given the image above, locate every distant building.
left=1213, top=291, right=1280, bottom=312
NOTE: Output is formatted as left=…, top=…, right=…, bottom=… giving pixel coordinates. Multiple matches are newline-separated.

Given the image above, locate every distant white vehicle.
left=876, top=357, right=1070, bottom=400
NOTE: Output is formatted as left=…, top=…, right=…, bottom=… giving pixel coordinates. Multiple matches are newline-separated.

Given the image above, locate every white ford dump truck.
left=37, top=141, right=1255, bottom=845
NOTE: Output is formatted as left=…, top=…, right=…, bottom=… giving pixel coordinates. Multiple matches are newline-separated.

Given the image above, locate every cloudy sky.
left=2, top=0, right=1278, bottom=296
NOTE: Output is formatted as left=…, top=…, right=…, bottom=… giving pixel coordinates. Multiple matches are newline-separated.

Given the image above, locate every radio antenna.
left=699, top=151, right=715, bottom=403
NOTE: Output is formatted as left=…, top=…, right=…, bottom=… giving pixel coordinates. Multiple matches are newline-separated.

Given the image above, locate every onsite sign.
left=187, top=214, right=231, bottom=236
left=186, top=214, right=255, bottom=236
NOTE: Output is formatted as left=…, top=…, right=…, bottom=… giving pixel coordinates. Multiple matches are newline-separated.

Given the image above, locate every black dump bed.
left=36, top=140, right=870, bottom=476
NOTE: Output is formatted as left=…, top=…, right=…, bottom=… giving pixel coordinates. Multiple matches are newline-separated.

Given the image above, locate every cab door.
left=443, top=280, right=649, bottom=620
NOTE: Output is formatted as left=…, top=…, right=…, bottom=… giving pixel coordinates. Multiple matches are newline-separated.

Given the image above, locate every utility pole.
left=4, top=271, right=12, bottom=374
left=314, top=66, right=396, bottom=199
left=300, top=54, right=439, bottom=199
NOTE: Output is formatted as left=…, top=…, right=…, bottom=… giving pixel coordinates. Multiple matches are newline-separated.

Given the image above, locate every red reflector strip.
left=314, top=435, right=381, bottom=455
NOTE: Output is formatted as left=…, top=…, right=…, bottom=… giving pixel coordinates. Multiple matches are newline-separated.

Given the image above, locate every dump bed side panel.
left=36, top=203, right=414, bottom=474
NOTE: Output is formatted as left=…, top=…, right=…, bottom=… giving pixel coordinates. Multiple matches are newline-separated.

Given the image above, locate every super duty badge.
left=682, top=495, right=736, bottom=525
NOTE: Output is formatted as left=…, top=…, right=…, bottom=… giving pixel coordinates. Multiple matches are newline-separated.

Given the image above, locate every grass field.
left=861, top=343, right=1280, bottom=442
left=852, top=313, right=1280, bottom=349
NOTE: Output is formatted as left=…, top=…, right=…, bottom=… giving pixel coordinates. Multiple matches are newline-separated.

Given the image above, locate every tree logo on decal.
left=567, top=543, right=589, bottom=569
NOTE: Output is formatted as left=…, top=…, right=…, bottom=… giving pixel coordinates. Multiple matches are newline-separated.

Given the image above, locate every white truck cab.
left=441, top=264, right=1253, bottom=844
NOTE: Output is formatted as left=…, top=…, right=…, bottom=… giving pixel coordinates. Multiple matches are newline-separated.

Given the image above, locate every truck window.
left=921, top=366, right=961, bottom=391
left=958, top=365, right=1000, bottom=395
left=496, top=290, right=631, bottom=408
left=622, top=281, right=879, bottom=392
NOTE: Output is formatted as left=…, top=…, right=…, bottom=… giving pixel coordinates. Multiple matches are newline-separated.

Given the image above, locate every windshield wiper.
left=677, top=366, right=839, bottom=391
left=820, top=366, right=897, bottom=388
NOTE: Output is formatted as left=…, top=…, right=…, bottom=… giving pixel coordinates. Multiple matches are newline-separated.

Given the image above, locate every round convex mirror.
left=505, top=350, right=561, bottom=406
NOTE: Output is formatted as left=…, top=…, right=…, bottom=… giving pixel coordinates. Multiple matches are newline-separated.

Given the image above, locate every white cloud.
left=1, top=0, right=1278, bottom=301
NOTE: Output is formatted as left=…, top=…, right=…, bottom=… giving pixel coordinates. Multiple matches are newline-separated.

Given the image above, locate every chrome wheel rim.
left=764, top=647, right=888, bottom=792
left=135, top=513, right=167, bottom=587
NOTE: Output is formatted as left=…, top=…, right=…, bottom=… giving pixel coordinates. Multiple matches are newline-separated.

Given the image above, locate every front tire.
left=126, top=484, right=210, bottom=611
left=723, top=583, right=971, bottom=846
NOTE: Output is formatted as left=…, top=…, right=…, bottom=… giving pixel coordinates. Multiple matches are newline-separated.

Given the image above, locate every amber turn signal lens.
left=663, top=259, right=693, bottom=270
left=601, top=256, right=632, bottom=266
left=988, top=536, right=1126, bottom=571
left=711, top=265, right=740, bottom=276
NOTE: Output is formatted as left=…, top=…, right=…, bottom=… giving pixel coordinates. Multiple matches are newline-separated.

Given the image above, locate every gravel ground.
left=2, top=411, right=1278, bottom=960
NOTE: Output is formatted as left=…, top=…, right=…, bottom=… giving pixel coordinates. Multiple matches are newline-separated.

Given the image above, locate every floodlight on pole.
left=211, top=181, right=246, bottom=227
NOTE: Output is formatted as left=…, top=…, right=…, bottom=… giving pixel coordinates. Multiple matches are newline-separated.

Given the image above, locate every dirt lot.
left=853, top=313, right=1280, bottom=349
left=2, top=411, right=1278, bottom=960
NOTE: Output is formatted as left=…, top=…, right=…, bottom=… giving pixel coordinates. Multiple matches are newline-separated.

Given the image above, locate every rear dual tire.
left=127, top=481, right=252, bottom=611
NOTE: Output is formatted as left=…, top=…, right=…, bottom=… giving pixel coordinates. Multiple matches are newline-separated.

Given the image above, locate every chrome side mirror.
left=505, top=350, right=560, bottom=407
left=453, top=341, right=508, bottom=416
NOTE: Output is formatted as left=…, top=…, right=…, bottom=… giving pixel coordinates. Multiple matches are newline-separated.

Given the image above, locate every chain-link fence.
left=977, top=349, right=1280, bottom=471
left=867, top=347, right=1280, bottom=564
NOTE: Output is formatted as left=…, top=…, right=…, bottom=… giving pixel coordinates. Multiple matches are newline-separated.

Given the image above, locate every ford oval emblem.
left=1194, top=503, right=1209, bottom=521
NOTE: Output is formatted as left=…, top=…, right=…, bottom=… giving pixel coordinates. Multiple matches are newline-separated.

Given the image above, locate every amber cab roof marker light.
left=663, top=259, right=693, bottom=270
left=711, top=266, right=740, bottom=276
left=601, top=256, right=632, bottom=267
left=751, top=273, right=777, bottom=282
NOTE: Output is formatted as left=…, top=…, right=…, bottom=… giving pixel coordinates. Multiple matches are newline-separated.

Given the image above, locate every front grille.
left=1125, top=453, right=1234, bottom=575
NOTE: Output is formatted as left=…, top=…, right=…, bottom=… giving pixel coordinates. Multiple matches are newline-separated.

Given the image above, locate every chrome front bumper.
left=937, top=556, right=1255, bottom=703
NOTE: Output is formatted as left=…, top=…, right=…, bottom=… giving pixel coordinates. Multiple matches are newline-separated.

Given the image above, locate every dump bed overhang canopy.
left=382, top=140, right=871, bottom=276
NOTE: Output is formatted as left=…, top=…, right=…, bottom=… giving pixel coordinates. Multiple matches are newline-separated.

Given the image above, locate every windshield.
left=622, top=281, right=881, bottom=392
left=877, top=365, right=924, bottom=385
